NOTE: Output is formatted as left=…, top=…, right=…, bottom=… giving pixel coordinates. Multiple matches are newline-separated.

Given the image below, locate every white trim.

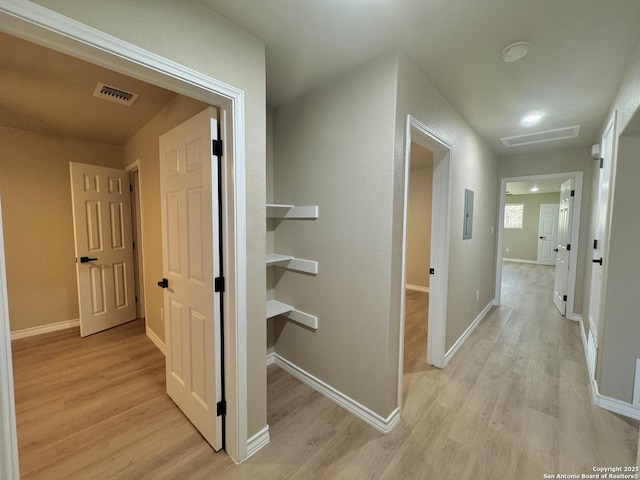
left=246, top=425, right=270, bottom=459
left=145, top=326, right=166, bottom=356
left=576, top=315, right=640, bottom=420
left=266, top=351, right=276, bottom=366
left=274, top=354, right=401, bottom=434
left=10, top=319, right=79, bottom=341
left=501, top=258, right=538, bottom=264
left=594, top=391, right=640, bottom=420
left=0, top=198, right=19, bottom=480
left=0, top=1, right=248, bottom=465
left=496, top=171, right=583, bottom=324
left=444, top=300, right=494, bottom=365
left=405, top=284, right=430, bottom=293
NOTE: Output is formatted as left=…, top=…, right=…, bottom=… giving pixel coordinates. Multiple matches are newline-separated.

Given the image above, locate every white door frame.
left=495, top=171, right=583, bottom=320
left=0, top=1, right=249, bottom=469
left=398, top=115, right=452, bottom=409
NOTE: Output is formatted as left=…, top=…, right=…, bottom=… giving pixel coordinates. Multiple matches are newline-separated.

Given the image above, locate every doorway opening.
left=397, top=115, right=451, bottom=411
left=127, top=163, right=146, bottom=322
left=403, top=142, right=433, bottom=375
left=495, top=171, right=584, bottom=321
left=0, top=2, right=248, bottom=471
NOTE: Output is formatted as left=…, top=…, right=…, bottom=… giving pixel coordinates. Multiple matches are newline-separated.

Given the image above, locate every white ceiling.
left=201, top=0, right=640, bottom=155
left=0, top=31, right=176, bottom=145
left=506, top=178, right=568, bottom=196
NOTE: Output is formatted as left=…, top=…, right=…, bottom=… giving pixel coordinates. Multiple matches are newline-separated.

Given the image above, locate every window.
left=504, top=204, right=524, bottom=229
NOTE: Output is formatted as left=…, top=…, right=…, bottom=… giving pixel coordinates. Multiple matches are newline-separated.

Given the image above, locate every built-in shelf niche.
left=266, top=203, right=319, bottom=330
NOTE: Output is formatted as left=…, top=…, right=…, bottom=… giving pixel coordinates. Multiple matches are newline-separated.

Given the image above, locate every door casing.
left=397, top=115, right=452, bottom=413
left=0, top=1, right=249, bottom=470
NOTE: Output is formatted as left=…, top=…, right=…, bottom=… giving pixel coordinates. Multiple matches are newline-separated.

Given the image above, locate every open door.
left=159, top=106, right=223, bottom=451
left=536, top=204, right=559, bottom=265
left=69, top=163, right=137, bottom=337
left=553, top=179, right=574, bottom=315
left=589, top=114, right=616, bottom=353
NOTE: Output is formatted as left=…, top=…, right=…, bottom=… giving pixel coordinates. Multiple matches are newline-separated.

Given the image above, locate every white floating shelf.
left=267, top=203, right=318, bottom=219
left=266, top=300, right=318, bottom=330
left=266, top=253, right=318, bottom=275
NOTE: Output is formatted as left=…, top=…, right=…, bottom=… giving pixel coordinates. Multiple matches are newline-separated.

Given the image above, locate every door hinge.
left=132, top=241, right=135, bottom=250
left=212, top=139, right=223, bottom=157
left=600, top=157, right=604, bottom=169
left=570, top=189, right=575, bottom=197
left=215, top=277, right=225, bottom=293
left=563, top=295, right=568, bottom=301
left=429, top=268, right=435, bottom=275
left=567, top=244, right=571, bottom=251
left=216, top=400, right=226, bottom=417
left=593, top=239, right=598, bottom=250
left=135, top=295, right=138, bottom=303
left=129, top=184, right=133, bottom=193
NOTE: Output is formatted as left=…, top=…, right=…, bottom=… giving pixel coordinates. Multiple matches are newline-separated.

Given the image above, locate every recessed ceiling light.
left=501, top=41, right=530, bottom=63
left=530, top=186, right=539, bottom=192
left=522, top=113, right=544, bottom=126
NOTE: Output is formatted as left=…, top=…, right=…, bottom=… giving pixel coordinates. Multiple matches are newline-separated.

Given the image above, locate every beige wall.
left=31, top=0, right=268, bottom=438
left=499, top=147, right=592, bottom=317
left=406, top=158, right=433, bottom=287
left=503, top=193, right=560, bottom=261
left=395, top=53, right=499, bottom=354
left=272, top=53, right=399, bottom=417
left=122, top=95, right=209, bottom=342
left=0, top=126, right=122, bottom=331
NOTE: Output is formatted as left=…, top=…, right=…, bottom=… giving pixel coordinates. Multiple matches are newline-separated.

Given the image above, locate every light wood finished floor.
left=12, top=262, right=638, bottom=479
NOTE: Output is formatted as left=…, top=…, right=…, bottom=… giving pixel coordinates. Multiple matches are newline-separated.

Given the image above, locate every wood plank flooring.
left=11, top=262, right=638, bottom=479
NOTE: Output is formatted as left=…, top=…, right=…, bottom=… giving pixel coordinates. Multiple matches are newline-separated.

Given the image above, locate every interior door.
left=589, top=114, right=616, bottom=349
left=159, top=106, right=222, bottom=451
left=553, top=179, right=574, bottom=315
left=536, top=204, right=559, bottom=265
left=69, top=163, right=137, bottom=337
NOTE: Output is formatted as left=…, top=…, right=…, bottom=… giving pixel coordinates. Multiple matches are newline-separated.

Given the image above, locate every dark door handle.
left=592, top=258, right=603, bottom=266
left=539, top=236, right=546, bottom=239
left=553, top=248, right=559, bottom=252
left=79, top=256, right=98, bottom=263
left=158, top=278, right=169, bottom=289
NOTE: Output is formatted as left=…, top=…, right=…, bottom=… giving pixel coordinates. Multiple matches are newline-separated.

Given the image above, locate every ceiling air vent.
left=93, top=82, right=139, bottom=106
left=501, top=125, right=581, bottom=148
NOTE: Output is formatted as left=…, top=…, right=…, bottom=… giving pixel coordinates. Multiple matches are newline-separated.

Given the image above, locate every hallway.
left=10, top=263, right=638, bottom=479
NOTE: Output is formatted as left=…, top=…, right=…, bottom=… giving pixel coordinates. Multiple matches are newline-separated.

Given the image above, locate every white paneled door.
left=70, top=163, right=137, bottom=337
left=537, top=204, right=559, bottom=265
left=159, top=107, right=222, bottom=451
left=589, top=114, right=616, bottom=350
left=553, top=179, right=574, bottom=315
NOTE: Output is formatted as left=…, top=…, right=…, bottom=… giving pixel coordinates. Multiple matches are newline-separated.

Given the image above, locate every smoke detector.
left=93, top=82, right=138, bottom=106
left=501, top=41, right=530, bottom=63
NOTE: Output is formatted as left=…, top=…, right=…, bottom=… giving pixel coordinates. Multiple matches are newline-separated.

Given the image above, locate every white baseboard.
left=246, top=425, right=270, bottom=459
left=145, top=326, right=166, bottom=356
left=577, top=314, right=640, bottom=420
left=10, top=318, right=79, bottom=340
left=266, top=351, right=275, bottom=366
left=444, top=300, right=494, bottom=365
left=273, top=353, right=400, bottom=434
left=501, top=258, right=537, bottom=264
left=406, top=284, right=429, bottom=293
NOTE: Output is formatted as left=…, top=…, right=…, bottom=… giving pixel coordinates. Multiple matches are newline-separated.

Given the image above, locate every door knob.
left=553, top=248, right=559, bottom=252
left=592, top=258, right=603, bottom=266
left=158, top=278, right=169, bottom=288
left=539, top=236, right=546, bottom=239
left=79, top=256, right=98, bottom=263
